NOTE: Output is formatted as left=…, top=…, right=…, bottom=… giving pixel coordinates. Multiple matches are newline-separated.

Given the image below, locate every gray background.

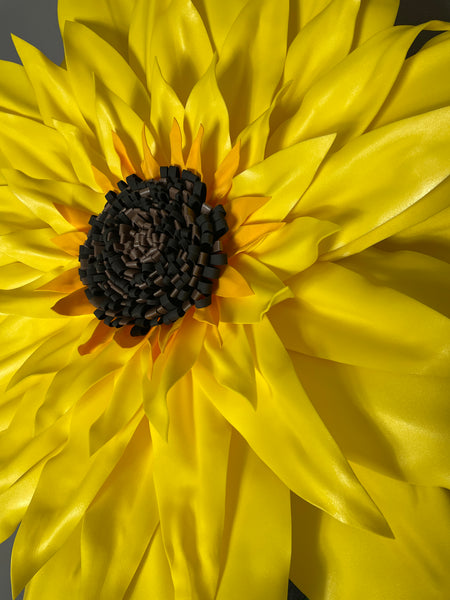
left=1, top=0, right=450, bottom=598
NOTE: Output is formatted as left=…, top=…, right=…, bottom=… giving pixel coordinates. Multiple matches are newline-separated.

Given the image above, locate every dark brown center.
left=78, top=166, right=228, bottom=336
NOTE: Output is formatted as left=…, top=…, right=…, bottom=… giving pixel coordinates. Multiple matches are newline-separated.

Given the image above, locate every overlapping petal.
left=0, top=1, right=448, bottom=599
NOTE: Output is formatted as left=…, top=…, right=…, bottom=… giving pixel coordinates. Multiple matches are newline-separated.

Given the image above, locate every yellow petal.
left=231, top=134, right=336, bottom=222
left=294, top=107, right=450, bottom=259
left=289, top=351, right=450, bottom=488
left=58, top=0, right=134, bottom=59
left=214, top=431, right=291, bottom=600
left=194, top=0, right=248, bottom=53
left=150, top=373, right=232, bottom=598
left=0, top=186, right=44, bottom=235
left=145, top=0, right=213, bottom=104
left=381, top=203, right=450, bottom=263
left=185, top=54, right=231, bottom=181
left=1, top=228, right=73, bottom=271
left=271, top=261, right=450, bottom=376
left=217, top=0, right=289, bottom=139
left=251, top=217, right=340, bottom=278
left=37, top=339, right=137, bottom=433
left=290, top=467, right=450, bottom=600
left=270, top=22, right=450, bottom=152
left=5, top=170, right=104, bottom=229
left=218, top=254, right=292, bottom=323
left=0, top=461, right=46, bottom=543
left=95, top=79, right=145, bottom=178
left=197, top=317, right=389, bottom=535
left=203, top=323, right=257, bottom=405
left=341, top=247, right=450, bottom=318
left=149, top=58, right=185, bottom=165
left=0, top=113, right=76, bottom=182
left=143, top=318, right=207, bottom=439
left=353, top=0, right=400, bottom=46
left=123, top=525, right=174, bottom=600
left=282, top=0, right=360, bottom=108
left=128, top=0, right=171, bottom=83
left=52, top=119, right=109, bottom=191
left=80, top=419, right=159, bottom=600
left=372, top=35, right=450, bottom=128
left=13, top=36, right=91, bottom=138
left=0, top=263, right=42, bottom=290
left=230, top=221, right=284, bottom=254
left=225, top=195, right=269, bottom=232
left=237, top=81, right=291, bottom=170
left=89, top=345, right=151, bottom=454
left=11, top=395, right=143, bottom=596
left=0, top=59, right=40, bottom=120
left=63, top=21, right=150, bottom=127
left=21, top=524, right=82, bottom=599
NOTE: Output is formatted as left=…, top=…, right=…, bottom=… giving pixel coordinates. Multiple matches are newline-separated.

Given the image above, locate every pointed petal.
left=123, top=526, right=174, bottom=599
left=294, top=108, right=450, bottom=259
left=0, top=113, right=76, bottom=182
left=20, top=524, right=82, bottom=600
left=0, top=60, right=39, bottom=120
left=372, top=36, right=450, bottom=128
left=215, top=263, right=254, bottom=298
left=63, top=21, right=150, bottom=126
left=290, top=467, right=450, bottom=600
left=215, top=431, right=290, bottom=600
left=39, top=268, right=82, bottom=294
left=217, top=0, right=288, bottom=139
left=196, top=317, right=389, bottom=535
left=150, top=373, right=232, bottom=598
left=217, top=254, right=292, bottom=323
left=212, top=141, right=241, bottom=200
left=58, top=0, right=136, bottom=59
left=353, top=0, right=400, bottom=46
left=289, top=351, right=450, bottom=488
left=145, top=0, right=213, bottom=104
left=195, top=0, right=248, bottom=53
left=0, top=263, right=42, bottom=291
left=270, top=22, right=450, bottom=151
left=251, top=217, right=340, bottom=278
left=11, top=399, right=143, bottom=595
left=80, top=419, right=159, bottom=600
left=271, top=261, right=450, bottom=376
left=342, top=247, right=450, bottom=318
left=1, top=228, right=73, bottom=271
left=143, top=318, right=207, bottom=439
left=13, top=36, right=91, bottom=137
left=185, top=54, right=231, bottom=181
left=149, top=59, right=185, bottom=165
left=231, top=134, right=335, bottom=222
left=282, top=0, right=360, bottom=108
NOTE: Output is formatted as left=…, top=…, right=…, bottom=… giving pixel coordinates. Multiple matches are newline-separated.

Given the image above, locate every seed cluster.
left=79, top=167, right=228, bottom=336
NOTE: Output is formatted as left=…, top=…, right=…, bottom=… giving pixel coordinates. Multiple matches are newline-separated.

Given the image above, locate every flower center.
left=79, top=166, right=228, bottom=336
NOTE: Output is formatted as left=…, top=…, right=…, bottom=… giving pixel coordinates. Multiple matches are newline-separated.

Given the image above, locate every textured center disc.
left=79, top=166, right=228, bottom=336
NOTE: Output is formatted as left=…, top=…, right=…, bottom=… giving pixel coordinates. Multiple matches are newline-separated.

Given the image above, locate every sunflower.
left=1, top=0, right=449, bottom=599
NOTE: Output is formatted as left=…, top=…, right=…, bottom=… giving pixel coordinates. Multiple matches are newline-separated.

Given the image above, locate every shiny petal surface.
left=271, top=261, right=450, bottom=375
left=290, top=466, right=450, bottom=600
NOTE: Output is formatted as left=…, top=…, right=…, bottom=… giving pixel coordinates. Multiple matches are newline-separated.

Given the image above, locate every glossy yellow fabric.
left=0, top=1, right=448, bottom=599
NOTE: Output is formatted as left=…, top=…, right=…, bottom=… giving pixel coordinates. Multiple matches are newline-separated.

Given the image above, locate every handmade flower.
left=0, top=0, right=449, bottom=599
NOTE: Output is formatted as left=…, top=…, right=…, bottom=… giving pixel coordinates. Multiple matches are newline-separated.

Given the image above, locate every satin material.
left=0, top=0, right=448, bottom=598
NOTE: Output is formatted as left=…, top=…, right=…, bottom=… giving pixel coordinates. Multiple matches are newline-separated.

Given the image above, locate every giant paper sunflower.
left=1, top=0, right=450, bottom=599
